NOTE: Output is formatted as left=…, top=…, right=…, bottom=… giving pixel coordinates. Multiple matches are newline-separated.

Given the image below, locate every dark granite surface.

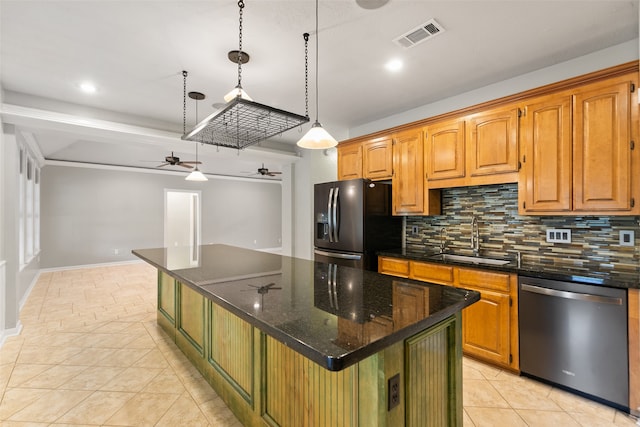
left=378, top=247, right=640, bottom=290
left=132, top=244, right=480, bottom=371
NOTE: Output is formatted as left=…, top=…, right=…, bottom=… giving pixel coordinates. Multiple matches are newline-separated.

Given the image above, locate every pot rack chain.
left=237, top=0, right=244, bottom=89
left=182, top=70, right=188, bottom=135
left=303, top=33, right=309, bottom=118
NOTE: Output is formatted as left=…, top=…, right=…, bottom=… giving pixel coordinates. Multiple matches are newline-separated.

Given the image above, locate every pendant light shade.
left=185, top=167, right=208, bottom=181
left=297, top=121, right=337, bottom=149
left=223, top=85, right=253, bottom=103
left=297, top=0, right=337, bottom=149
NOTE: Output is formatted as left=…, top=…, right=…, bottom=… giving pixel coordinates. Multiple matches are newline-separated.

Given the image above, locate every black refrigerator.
left=313, top=178, right=402, bottom=272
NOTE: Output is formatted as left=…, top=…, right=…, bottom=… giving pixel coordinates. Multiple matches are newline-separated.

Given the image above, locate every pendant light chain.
left=303, top=33, right=309, bottom=118
left=182, top=70, right=188, bottom=135
left=237, top=0, right=244, bottom=89
left=314, top=0, right=320, bottom=124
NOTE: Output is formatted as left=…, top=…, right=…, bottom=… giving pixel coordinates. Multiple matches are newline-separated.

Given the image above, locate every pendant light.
left=183, top=72, right=208, bottom=182
left=296, top=0, right=338, bottom=150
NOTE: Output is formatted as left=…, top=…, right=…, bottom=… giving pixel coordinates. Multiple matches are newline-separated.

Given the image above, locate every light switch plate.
left=620, top=230, right=634, bottom=246
left=546, top=228, right=571, bottom=243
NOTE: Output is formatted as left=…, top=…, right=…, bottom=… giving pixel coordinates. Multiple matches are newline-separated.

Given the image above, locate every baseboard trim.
left=38, top=259, right=145, bottom=273
left=0, top=321, right=23, bottom=349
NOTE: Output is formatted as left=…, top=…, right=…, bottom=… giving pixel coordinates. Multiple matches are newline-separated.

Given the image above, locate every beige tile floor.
left=0, top=262, right=637, bottom=427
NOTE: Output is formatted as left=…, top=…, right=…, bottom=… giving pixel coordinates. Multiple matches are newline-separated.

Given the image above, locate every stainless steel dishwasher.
left=518, top=276, right=628, bottom=410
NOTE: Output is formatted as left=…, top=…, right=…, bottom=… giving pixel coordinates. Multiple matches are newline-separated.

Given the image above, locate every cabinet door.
left=573, top=80, right=631, bottom=211
left=410, top=261, right=454, bottom=286
left=378, top=256, right=409, bottom=277
left=519, top=94, right=572, bottom=213
left=425, top=119, right=465, bottom=181
left=392, top=128, right=424, bottom=214
left=363, top=136, right=393, bottom=180
left=460, top=289, right=510, bottom=367
left=393, top=282, right=429, bottom=330
left=337, top=142, right=362, bottom=180
left=467, top=106, right=519, bottom=177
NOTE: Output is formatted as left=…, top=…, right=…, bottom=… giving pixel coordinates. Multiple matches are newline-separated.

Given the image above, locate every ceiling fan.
left=243, top=163, right=282, bottom=177
left=148, top=152, right=201, bottom=169
left=257, top=164, right=282, bottom=177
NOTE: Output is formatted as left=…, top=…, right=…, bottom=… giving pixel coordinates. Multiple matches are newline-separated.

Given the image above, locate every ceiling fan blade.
left=177, top=163, right=194, bottom=169
left=180, top=161, right=202, bottom=165
left=157, top=163, right=170, bottom=167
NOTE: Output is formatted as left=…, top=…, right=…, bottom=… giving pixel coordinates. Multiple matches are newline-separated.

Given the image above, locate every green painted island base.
left=157, top=271, right=463, bottom=427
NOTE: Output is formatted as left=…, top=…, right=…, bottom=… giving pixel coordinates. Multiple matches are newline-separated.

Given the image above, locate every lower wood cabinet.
left=379, top=257, right=519, bottom=371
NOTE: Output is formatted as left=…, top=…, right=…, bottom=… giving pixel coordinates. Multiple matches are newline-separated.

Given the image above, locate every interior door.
left=164, top=189, right=201, bottom=269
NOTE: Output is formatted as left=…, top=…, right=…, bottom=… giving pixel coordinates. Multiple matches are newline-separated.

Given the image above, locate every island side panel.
left=209, top=302, right=255, bottom=404
left=263, top=335, right=358, bottom=427
left=405, top=315, right=462, bottom=427
left=157, top=271, right=176, bottom=339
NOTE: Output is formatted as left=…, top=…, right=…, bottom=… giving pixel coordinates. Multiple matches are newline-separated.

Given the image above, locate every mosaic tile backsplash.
left=405, top=184, right=640, bottom=274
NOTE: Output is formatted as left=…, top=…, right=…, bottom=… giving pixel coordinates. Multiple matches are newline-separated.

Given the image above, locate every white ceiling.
left=1, top=0, right=638, bottom=178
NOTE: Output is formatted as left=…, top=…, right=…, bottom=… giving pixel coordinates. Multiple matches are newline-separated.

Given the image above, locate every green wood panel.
left=178, top=282, right=205, bottom=353
left=209, top=303, right=254, bottom=403
left=158, top=271, right=175, bottom=322
left=405, top=316, right=461, bottom=427
left=263, top=336, right=358, bottom=427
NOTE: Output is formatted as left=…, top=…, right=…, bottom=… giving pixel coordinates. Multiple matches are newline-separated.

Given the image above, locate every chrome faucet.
left=470, top=216, right=479, bottom=256
left=439, top=227, right=447, bottom=254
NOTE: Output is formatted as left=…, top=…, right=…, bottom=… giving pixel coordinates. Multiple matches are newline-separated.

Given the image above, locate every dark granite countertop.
left=133, top=244, right=480, bottom=371
left=378, top=248, right=640, bottom=290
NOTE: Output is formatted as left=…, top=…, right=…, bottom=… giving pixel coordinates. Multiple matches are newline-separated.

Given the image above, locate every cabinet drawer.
left=457, top=268, right=510, bottom=292
left=378, top=257, right=409, bottom=277
left=410, top=261, right=454, bottom=285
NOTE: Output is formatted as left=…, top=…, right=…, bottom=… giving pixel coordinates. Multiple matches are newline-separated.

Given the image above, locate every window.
left=18, top=144, right=41, bottom=268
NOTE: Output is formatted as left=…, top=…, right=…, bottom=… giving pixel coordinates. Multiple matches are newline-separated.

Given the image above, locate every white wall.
left=350, top=39, right=640, bottom=139
left=292, top=148, right=337, bottom=260
left=40, top=164, right=283, bottom=268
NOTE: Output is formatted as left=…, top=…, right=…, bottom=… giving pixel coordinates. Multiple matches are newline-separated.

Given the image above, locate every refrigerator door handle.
left=314, top=249, right=362, bottom=260
left=327, top=187, right=334, bottom=242
left=332, top=187, right=340, bottom=242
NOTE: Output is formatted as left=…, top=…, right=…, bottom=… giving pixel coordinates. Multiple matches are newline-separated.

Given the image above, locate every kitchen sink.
left=428, top=253, right=511, bottom=266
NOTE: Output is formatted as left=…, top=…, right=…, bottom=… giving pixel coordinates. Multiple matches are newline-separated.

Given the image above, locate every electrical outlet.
left=546, top=228, right=571, bottom=243
left=114, top=249, right=119, bottom=255
left=388, top=373, right=400, bottom=411
left=620, top=230, right=634, bottom=246
left=411, top=225, right=419, bottom=236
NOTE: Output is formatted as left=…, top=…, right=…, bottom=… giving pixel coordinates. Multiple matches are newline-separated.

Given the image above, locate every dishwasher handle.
left=520, top=283, right=623, bottom=305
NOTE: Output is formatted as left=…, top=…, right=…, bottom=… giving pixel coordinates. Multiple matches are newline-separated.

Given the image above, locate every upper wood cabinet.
left=520, top=74, right=638, bottom=215
left=337, top=141, right=362, bottom=180
left=393, top=128, right=424, bottom=214
left=363, top=136, right=393, bottom=180
left=466, top=105, right=520, bottom=179
left=424, top=119, right=465, bottom=182
left=519, top=93, right=573, bottom=213
left=573, top=78, right=633, bottom=212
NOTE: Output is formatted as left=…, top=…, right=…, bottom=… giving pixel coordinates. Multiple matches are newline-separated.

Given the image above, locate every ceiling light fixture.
left=79, top=81, right=96, bottom=94
left=183, top=72, right=208, bottom=182
left=296, top=0, right=338, bottom=150
left=182, top=0, right=308, bottom=150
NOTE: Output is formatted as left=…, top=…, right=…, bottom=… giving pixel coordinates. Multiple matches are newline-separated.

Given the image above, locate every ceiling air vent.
left=393, top=18, right=445, bottom=49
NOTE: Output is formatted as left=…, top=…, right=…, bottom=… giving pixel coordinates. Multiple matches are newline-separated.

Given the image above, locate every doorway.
left=164, top=189, right=201, bottom=269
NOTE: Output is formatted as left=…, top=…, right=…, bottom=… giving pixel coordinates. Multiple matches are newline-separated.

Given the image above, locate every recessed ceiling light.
left=79, top=81, right=97, bottom=94
left=385, top=59, right=403, bottom=72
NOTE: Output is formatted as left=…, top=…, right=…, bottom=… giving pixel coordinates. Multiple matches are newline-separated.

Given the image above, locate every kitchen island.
left=133, top=244, right=480, bottom=427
